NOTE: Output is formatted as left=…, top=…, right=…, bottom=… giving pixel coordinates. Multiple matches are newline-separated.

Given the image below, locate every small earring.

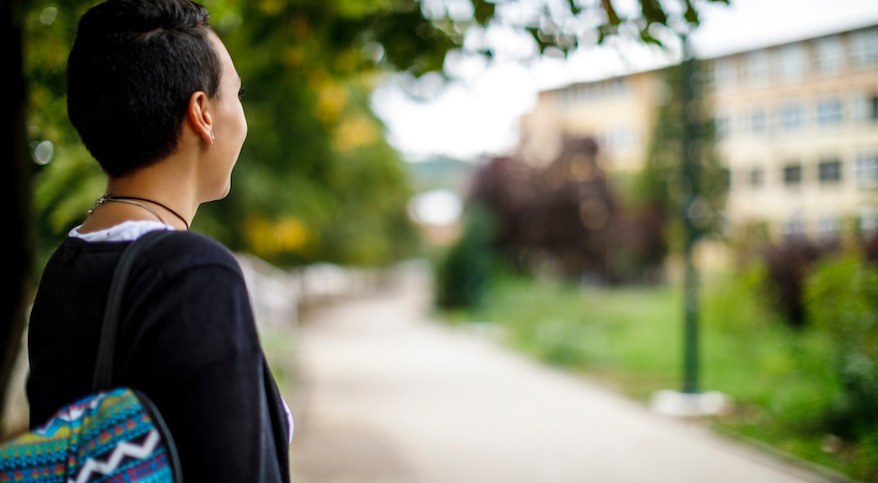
left=210, top=131, right=215, bottom=142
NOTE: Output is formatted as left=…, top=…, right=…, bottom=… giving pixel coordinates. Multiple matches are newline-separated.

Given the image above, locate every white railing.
left=234, top=254, right=410, bottom=328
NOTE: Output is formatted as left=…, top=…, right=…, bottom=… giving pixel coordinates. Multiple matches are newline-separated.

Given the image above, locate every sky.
left=370, top=0, right=878, bottom=162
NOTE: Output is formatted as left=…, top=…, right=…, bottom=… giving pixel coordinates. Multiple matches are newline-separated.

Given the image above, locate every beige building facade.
left=521, top=25, right=878, bottom=241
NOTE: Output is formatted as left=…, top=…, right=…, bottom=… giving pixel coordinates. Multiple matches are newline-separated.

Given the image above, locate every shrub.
left=702, top=262, right=781, bottom=333
left=805, top=256, right=878, bottom=436
left=853, top=426, right=878, bottom=481
left=763, top=239, right=826, bottom=328
left=470, top=139, right=666, bottom=283
left=436, top=205, right=494, bottom=309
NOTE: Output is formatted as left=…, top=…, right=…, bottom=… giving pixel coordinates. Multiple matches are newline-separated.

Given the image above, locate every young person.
left=26, top=0, right=291, bottom=480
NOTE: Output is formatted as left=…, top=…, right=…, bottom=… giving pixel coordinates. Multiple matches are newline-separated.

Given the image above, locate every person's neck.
left=81, top=158, right=200, bottom=233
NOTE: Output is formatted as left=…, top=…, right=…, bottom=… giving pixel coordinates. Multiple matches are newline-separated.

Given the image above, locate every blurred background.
left=6, top=0, right=878, bottom=481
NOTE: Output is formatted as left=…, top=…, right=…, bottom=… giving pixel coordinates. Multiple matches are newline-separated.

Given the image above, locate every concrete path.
left=288, top=269, right=828, bottom=483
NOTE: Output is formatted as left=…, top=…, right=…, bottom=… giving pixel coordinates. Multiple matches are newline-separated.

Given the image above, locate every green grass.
left=448, top=275, right=874, bottom=482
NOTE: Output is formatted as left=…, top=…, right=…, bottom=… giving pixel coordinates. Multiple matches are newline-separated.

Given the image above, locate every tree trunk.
left=0, top=0, right=34, bottom=431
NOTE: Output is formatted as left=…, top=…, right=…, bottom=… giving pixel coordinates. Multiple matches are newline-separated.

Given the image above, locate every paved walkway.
left=288, top=269, right=828, bottom=483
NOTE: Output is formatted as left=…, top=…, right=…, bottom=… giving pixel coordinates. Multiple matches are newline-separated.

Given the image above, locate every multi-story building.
left=519, top=24, right=878, bottom=241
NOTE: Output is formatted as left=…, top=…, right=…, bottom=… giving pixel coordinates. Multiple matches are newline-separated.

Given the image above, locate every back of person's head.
left=67, top=0, right=220, bottom=178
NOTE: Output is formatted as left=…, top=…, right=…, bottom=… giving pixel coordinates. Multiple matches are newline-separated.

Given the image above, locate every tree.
left=636, top=61, right=726, bottom=249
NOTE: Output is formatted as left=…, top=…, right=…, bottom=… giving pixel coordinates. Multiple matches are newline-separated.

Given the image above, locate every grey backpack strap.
left=91, top=230, right=171, bottom=392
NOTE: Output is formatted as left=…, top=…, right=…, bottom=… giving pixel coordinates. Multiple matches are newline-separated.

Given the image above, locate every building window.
left=781, top=102, right=804, bottom=131
left=715, top=111, right=732, bottom=138
left=560, top=88, right=570, bottom=104
left=856, top=154, right=878, bottom=187
left=571, top=84, right=583, bottom=103
left=583, top=83, right=596, bottom=99
left=818, top=214, right=841, bottom=241
left=784, top=164, right=803, bottom=185
left=609, top=78, right=627, bottom=96
left=860, top=206, right=878, bottom=235
left=778, top=44, right=806, bottom=83
left=850, top=28, right=878, bottom=69
left=784, top=212, right=806, bottom=238
left=750, top=107, right=767, bottom=135
left=815, top=36, right=842, bottom=76
left=853, top=93, right=878, bottom=123
left=746, top=51, right=769, bottom=87
left=604, top=126, right=637, bottom=150
left=818, top=160, right=842, bottom=183
left=713, top=58, right=736, bottom=91
left=817, top=97, right=842, bottom=127
left=750, top=168, right=765, bottom=188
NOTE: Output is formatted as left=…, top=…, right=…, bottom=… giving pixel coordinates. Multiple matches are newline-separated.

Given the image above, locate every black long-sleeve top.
left=27, top=231, right=290, bottom=482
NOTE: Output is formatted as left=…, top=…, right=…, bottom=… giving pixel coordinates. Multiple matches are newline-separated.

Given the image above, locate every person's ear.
left=186, top=91, right=214, bottom=145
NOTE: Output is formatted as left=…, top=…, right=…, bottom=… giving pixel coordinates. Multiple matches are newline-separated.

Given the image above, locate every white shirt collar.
left=68, top=220, right=175, bottom=242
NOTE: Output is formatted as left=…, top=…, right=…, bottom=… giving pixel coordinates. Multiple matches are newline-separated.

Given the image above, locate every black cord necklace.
left=89, top=194, right=190, bottom=230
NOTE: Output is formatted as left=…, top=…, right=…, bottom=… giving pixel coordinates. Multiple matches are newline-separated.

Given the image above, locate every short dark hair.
left=67, top=0, right=221, bottom=178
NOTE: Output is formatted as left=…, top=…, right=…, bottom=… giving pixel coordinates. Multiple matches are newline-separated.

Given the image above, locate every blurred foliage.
left=701, top=262, right=780, bottom=333
left=635, top=62, right=727, bottom=253
left=435, top=203, right=493, bottom=308
left=806, top=257, right=878, bottom=442
left=457, top=277, right=681, bottom=383
left=705, top=245, right=878, bottom=479
left=762, top=239, right=834, bottom=328
left=25, top=0, right=106, bottom=270
left=470, top=139, right=621, bottom=280
left=23, top=0, right=727, bottom=270
left=463, top=138, right=665, bottom=286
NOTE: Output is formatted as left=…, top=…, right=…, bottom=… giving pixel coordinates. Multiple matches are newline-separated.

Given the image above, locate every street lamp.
left=651, top=32, right=729, bottom=417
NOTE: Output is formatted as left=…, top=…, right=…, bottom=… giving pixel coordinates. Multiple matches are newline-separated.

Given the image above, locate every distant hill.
left=406, top=156, right=479, bottom=196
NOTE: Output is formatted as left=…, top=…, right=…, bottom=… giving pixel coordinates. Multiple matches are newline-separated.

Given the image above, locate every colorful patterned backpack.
left=0, top=231, right=182, bottom=482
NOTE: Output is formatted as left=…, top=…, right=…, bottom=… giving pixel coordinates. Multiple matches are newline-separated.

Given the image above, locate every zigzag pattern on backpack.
left=69, top=429, right=161, bottom=483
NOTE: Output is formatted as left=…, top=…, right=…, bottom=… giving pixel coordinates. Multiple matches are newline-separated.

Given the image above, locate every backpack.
left=0, top=230, right=183, bottom=483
